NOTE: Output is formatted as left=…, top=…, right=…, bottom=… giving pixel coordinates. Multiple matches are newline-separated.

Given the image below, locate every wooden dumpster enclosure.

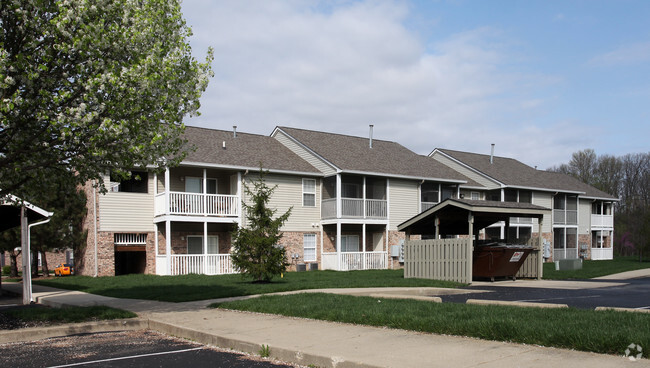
left=398, top=198, right=550, bottom=283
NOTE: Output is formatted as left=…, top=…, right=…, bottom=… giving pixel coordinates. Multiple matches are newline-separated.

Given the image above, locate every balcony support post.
left=363, top=177, right=366, bottom=219
left=165, top=220, right=171, bottom=276
left=203, top=169, right=207, bottom=216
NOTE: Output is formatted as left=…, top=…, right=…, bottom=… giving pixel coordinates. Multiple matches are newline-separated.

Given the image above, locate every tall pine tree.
left=231, top=169, right=291, bottom=283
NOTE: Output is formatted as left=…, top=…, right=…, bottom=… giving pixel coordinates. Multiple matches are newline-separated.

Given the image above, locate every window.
left=470, top=192, right=480, bottom=200
left=187, top=236, right=219, bottom=254
left=340, top=235, right=359, bottom=252
left=421, top=182, right=439, bottom=203
left=303, top=179, right=316, bottom=207
left=110, top=171, right=148, bottom=193
left=186, top=177, right=217, bottom=194
left=303, top=234, right=316, bottom=261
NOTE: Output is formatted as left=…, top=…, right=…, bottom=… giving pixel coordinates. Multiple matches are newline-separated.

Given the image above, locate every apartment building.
left=78, top=126, right=617, bottom=276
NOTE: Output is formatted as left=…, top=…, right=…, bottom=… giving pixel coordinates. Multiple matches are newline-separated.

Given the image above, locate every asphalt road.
left=442, top=277, right=650, bottom=310
left=0, top=330, right=298, bottom=368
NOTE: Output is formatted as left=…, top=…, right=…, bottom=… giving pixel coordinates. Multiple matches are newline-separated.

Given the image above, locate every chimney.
left=369, top=124, right=374, bottom=148
left=490, top=143, right=495, bottom=164
left=233, top=125, right=237, bottom=138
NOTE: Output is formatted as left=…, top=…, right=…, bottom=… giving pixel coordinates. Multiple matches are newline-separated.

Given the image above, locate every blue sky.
left=180, top=0, right=650, bottom=169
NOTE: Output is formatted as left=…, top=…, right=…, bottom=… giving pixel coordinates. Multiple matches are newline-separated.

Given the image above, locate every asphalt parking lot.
left=442, top=277, right=650, bottom=309
left=0, top=330, right=298, bottom=368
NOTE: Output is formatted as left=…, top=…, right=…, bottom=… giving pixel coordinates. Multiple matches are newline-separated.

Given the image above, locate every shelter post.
left=21, top=206, right=31, bottom=305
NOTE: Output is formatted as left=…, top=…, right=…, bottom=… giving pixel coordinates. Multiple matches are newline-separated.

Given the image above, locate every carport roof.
left=0, top=194, right=53, bottom=232
left=397, top=198, right=551, bottom=237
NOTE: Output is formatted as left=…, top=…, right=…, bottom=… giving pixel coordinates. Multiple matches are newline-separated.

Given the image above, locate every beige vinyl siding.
left=99, top=174, right=154, bottom=232
left=532, top=191, right=553, bottom=233
left=578, top=199, right=591, bottom=234
left=242, top=173, right=321, bottom=232
left=460, top=189, right=482, bottom=200
left=274, top=131, right=336, bottom=175
left=389, top=179, right=420, bottom=230
left=431, top=154, right=499, bottom=190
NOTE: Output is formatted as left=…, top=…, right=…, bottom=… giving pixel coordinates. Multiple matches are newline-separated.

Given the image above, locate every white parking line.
left=46, top=347, right=203, bottom=368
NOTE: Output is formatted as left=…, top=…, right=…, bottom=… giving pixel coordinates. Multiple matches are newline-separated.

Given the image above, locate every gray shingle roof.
left=278, top=127, right=477, bottom=183
left=181, top=126, right=320, bottom=174
left=437, top=149, right=617, bottom=199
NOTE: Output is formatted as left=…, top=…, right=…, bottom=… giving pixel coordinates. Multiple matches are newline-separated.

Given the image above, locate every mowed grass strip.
left=34, top=270, right=462, bottom=302
left=543, top=256, right=650, bottom=280
left=213, top=293, right=650, bottom=358
left=5, top=305, right=136, bottom=324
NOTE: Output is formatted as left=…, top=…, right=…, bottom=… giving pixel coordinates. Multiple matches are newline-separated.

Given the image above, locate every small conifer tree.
left=231, top=169, right=291, bottom=282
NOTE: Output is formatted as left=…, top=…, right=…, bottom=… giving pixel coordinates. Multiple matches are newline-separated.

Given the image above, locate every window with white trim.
left=341, top=235, right=359, bottom=252
left=470, top=192, right=480, bottom=200
left=303, top=234, right=316, bottom=262
left=302, top=179, right=316, bottom=207
left=187, top=235, right=219, bottom=254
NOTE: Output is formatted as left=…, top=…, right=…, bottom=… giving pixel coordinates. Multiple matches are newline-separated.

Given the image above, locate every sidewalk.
left=1, top=282, right=646, bottom=367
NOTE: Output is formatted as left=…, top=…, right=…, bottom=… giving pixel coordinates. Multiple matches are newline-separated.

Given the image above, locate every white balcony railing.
left=155, top=192, right=239, bottom=217
left=158, top=254, right=237, bottom=275
left=510, top=217, right=534, bottom=224
left=320, top=198, right=387, bottom=219
left=591, top=214, right=613, bottom=229
left=591, top=247, right=614, bottom=260
left=321, top=252, right=387, bottom=271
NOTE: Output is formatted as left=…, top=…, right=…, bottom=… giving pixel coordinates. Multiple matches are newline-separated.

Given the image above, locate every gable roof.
left=433, top=149, right=617, bottom=200
left=397, top=198, right=550, bottom=236
left=181, top=126, right=320, bottom=174
left=1, top=194, right=53, bottom=232
left=276, top=127, right=476, bottom=183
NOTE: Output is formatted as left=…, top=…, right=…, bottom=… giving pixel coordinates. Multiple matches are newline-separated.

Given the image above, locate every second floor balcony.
left=155, top=192, right=240, bottom=218
left=591, top=214, right=613, bottom=229
left=322, top=198, right=387, bottom=220
left=553, top=209, right=578, bottom=225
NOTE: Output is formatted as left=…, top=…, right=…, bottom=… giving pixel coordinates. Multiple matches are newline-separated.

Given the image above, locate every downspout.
left=93, top=180, right=98, bottom=277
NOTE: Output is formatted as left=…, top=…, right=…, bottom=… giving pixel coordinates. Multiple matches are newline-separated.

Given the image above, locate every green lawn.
left=213, top=293, right=650, bottom=358
left=4, top=305, right=136, bottom=324
left=543, top=256, right=650, bottom=280
left=34, top=269, right=462, bottom=303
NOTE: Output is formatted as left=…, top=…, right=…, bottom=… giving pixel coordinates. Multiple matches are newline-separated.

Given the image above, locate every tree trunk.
left=31, top=250, right=39, bottom=278
left=41, top=250, right=49, bottom=277
left=9, top=252, right=19, bottom=277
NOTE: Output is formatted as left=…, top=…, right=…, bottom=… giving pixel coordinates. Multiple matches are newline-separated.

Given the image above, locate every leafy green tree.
left=231, top=170, right=292, bottom=283
left=30, top=173, right=88, bottom=276
left=0, top=0, right=213, bottom=197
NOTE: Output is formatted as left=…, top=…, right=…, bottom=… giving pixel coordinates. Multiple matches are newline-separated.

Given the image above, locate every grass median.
left=543, top=256, right=650, bottom=280
left=212, top=293, right=650, bottom=358
left=34, top=269, right=462, bottom=302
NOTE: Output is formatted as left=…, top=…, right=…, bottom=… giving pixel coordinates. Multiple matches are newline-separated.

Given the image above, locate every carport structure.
left=397, top=198, right=551, bottom=283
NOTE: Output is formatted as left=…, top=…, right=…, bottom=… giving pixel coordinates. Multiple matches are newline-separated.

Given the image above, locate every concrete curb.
left=595, top=306, right=650, bottom=314
left=466, top=299, right=569, bottom=308
left=0, top=318, right=148, bottom=344
left=147, top=319, right=381, bottom=368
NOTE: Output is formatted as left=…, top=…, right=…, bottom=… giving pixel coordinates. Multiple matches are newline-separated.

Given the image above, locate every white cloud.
left=590, top=41, right=650, bottom=66
left=181, top=0, right=563, bottom=168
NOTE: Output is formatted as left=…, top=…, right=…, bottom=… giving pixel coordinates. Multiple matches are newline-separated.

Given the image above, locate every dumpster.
left=473, top=243, right=535, bottom=281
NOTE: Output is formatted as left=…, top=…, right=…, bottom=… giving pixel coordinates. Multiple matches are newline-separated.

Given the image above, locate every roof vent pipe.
left=233, top=125, right=237, bottom=138
left=369, top=124, right=374, bottom=148
left=490, top=143, right=495, bottom=164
